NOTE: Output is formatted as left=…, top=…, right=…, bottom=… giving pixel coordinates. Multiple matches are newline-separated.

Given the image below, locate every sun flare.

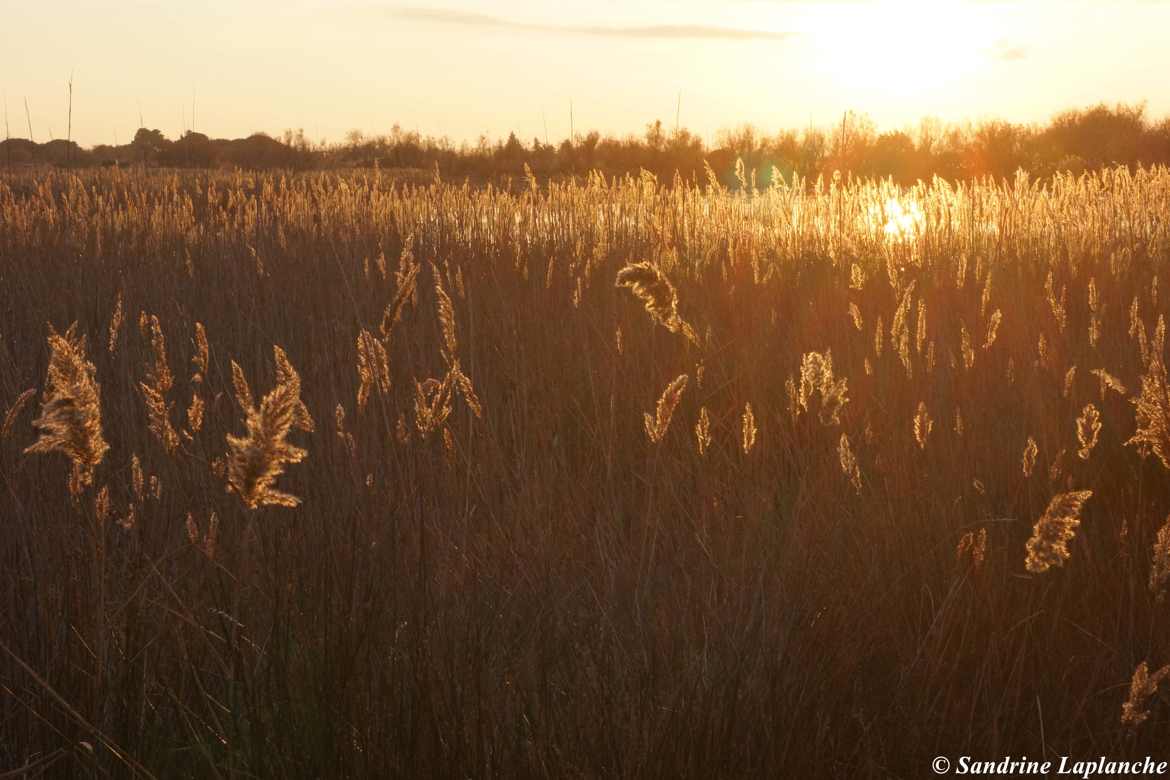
left=810, top=1, right=997, bottom=102
left=877, top=197, right=926, bottom=239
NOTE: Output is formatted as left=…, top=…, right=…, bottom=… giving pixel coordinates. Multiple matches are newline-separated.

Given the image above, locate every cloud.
left=388, top=6, right=797, bottom=41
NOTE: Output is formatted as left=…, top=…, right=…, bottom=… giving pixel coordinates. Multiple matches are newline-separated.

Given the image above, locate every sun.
left=810, top=0, right=996, bottom=102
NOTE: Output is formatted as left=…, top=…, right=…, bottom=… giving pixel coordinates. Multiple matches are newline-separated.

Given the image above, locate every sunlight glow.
left=809, top=1, right=998, bottom=103
left=877, top=197, right=925, bottom=239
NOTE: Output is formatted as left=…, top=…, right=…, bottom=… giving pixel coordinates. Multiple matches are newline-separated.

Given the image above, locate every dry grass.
left=3, top=165, right=1170, bottom=776
left=225, top=346, right=314, bottom=509
left=23, top=323, right=109, bottom=494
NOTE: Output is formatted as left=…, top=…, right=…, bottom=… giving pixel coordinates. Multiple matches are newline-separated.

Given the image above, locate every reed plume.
left=1063, top=366, right=1077, bottom=399
left=94, top=485, right=111, bottom=526
left=890, top=281, right=915, bottom=376
left=913, top=401, right=933, bottom=450
left=615, top=261, right=698, bottom=345
left=848, top=302, right=863, bottom=331
left=956, top=528, right=988, bottom=571
left=356, top=328, right=391, bottom=411
left=1088, top=277, right=1101, bottom=347
left=335, top=404, right=357, bottom=455
left=107, top=289, right=123, bottom=353
left=1150, top=514, right=1170, bottom=601
left=139, top=313, right=180, bottom=453
left=1045, top=270, right=1067, bottom=333
left=380, top=261, right=420, bottom=339
left=1024, top=490, right=1093, bottom=573
left=797, top=350, right=849, bottom=426
left=1022, top=436, right=1039, bottom=477
left=191, top=322, right=209, bottom=383
left=695, top=407, right=712, bottom=456
left=741, top=402, right=757, bottom=454
left=1048, top=448, right=1067, bottom=484
left=224, top=346, right=314, bottom=509
left=838, top=433, right=862, bottom=493
left=849, top=263, right=865, bottom=291
left=24, top=323, right=109, bottom=494
left=186, top=394, right=204, bottom=435
left=1076, top=403, right=1101, bottom=460
left=414, top=373, right=455, bottom=439
left=231, top=361, right=254, bottom=411
left=915, top=300, right=927, bottom=356
left=434, top=271, right=459, bottom=366
left=131, top=453, right=145, bottom=502
left=1121, top=661, right=1170, bottom=729
left=983, top=309, right=1002, bottom=350
left=185, top=511, right=219, bottom=559
left=2, top=388, right=36, bottom=440
left=185, top=322, right=209, bottom=436
left=739, top=406, right=758, bottom=453
left=1127, top=352, right=1170, bottom=470
left=644, top=374, right=688, bottom=444
left=960, top=324, right=975, bottom=370
left=184, top=513, right=198, bottom=545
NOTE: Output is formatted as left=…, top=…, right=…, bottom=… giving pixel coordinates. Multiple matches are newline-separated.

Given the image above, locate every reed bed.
left=3, top=165, right=1170, bottom=777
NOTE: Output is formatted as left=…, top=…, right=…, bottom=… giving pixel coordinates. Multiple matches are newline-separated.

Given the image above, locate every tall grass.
left=2, top=165, right=1170, bottom=776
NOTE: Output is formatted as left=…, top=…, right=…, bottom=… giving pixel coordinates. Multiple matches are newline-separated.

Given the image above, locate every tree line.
left=2, top=103, right=1169, bottom=184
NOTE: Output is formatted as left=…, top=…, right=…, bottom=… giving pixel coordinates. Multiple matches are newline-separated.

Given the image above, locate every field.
left=3, top=165, right=1170, bottom=776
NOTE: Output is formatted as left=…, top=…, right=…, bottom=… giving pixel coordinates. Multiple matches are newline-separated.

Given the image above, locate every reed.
left=23, top=323, right=108, bottom=494
left=4, top=164, right=1170, bottom=775
left=224, top=346, right=313, bottom=509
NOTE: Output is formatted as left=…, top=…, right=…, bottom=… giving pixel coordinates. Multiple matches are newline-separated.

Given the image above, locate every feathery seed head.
left=24, top=324, right=109, bottom=494
left=644, top=374, right=688, bottom=444
left=1024, top=490, right=1092, bottom=573
left=224, top=345, right=312, bottom=509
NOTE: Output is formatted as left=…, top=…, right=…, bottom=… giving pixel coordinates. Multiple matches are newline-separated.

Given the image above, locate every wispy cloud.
left=388, top=6, right=797, bottom=41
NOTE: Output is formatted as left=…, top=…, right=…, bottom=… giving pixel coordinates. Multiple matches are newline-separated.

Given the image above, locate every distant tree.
left=1147, top=118, right=1170, bottom=166
left=492, top=132, right=526, bottom=176
left=645, top=119, right=666, bottom=152
left=829, top=111, right=876, bottom=173
left=717, top=124, right=760, bottom=159
left=1040, top=103, right=1147, bottom=172
left=0, top=138, right=36, bottom=164
left=797, top=128, right=827, bottom=180
left=664, top=127, right=704, bottom=181
left=220, top=132, right=299, bottom=169
left=17, top=101, right=1170, bottom=180
left=42, top=139, right=89, bottom=166
left=561, top=131, right=600, bottom=174
left=967, top=120, right=1030, bottom=179
left=869, top=131, right=918, bottom=183
left=132, top=127, right=168, bottom=163
left=159, top=131, right=216, bottom=167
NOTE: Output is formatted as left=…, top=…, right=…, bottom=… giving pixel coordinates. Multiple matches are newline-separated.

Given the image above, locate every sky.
left=4, top=0, right=1170, bottom=148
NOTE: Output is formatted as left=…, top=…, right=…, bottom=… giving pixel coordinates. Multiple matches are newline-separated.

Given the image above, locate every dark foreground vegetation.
left=3, top=166, right=1170, bottom=777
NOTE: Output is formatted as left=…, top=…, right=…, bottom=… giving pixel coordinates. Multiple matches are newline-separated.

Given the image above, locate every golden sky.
left=5, top=0, right=1170, bottom=147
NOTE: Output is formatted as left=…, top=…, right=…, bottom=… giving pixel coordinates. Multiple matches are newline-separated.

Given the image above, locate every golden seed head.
left=1024, top=490, right=1092, bottom=574
left=24, top=323, right=109, bottom=494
